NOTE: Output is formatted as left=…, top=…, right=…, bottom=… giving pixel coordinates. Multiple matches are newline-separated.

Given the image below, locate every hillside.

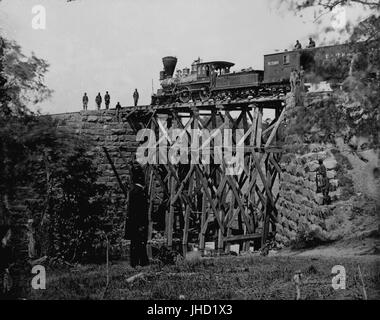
left=275, top=90, right=379, bottom=255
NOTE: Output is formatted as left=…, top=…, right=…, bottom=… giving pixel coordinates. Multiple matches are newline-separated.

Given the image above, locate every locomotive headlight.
left=331, top=6, right=347, bottom=30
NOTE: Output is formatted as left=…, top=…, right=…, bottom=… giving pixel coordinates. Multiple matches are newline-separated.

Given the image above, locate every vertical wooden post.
left=261, top=167, right=272, bottom=247
left=168, top=174, right=176, bottom=248
left=225, top=196, right=234, bottom=254
left=250, top=106, right=258, bottom=147
left=199, top=182, right=207, bottom=254
left=242, top=108, right=250, bottom=252
left=193, top=108, right=206, bottom=254
left=182, top=173, right=193, bottom=256
left=242, top=206, right=249, bottom=252
left=246, top=106, right=258, bottom=250
left=165, top=177, right=169, bottom=240
left=147, top=169, right=154, bottom=259
left=166, top=113, right=175, bottom=249
left=183, top=109, right=198, bottom=254
left=256, top=107, right=265, bottom=247
left=217, top=209, right=224, bottom=255
left=256, top=107, right=263, bottom=148
left=249, top=105, right=258, bottom=200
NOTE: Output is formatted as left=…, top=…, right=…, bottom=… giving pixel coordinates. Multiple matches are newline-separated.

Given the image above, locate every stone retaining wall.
left=275, top=94, right=347, bottom=247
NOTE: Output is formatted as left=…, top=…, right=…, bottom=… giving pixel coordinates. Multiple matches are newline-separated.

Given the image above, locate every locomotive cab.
left=195, top=61, right=234, bottom=80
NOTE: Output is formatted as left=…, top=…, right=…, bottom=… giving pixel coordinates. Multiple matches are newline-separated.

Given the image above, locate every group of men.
left=294, top=37, right=316, bottom=50
left=82, top=89, right=140, bottom=111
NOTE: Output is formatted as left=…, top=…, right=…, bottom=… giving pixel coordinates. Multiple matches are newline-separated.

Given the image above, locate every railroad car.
left=264, top=43, right=352, bottom=84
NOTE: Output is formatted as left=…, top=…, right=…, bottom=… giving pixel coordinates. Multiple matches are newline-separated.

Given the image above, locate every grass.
left=28, top=255, right=380, bottom=300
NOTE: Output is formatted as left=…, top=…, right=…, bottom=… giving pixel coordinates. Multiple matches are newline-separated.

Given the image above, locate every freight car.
left=264, top=43, right=351, bottom=84
left=151, top=43, right=352, bottom=105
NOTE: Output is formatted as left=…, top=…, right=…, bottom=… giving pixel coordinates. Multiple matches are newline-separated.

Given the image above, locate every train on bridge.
left=151, top=43, right=352, bottom=105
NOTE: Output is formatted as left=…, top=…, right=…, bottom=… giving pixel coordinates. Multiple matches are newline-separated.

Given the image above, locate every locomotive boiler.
left=151, top=56, right=267, bottom=105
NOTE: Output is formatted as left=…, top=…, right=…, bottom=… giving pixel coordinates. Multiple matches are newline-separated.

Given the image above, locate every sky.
left=0, top=0, right=369, bottom=114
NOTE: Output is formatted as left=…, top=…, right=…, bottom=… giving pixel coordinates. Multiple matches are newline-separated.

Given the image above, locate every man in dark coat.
left=307, top=37, right=316, bottom=48
left=294, top=40, right=302, bottom=50
left=115, top=102, right=122, bottom=122
left=125, top=163, right=149, bottom=268
left=316, top=159, right=330, bottom=205
left=133, top=89, right=139, bottom=107
left=82, top=93, right=89, bottom=110
left=95, top=93, right=102, bottom=110
left=104, top=91, right=111, bottom=110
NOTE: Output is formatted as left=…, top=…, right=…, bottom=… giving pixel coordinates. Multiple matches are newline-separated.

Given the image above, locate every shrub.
left=43, top=139, right=112, bottom=263
left=290, top=223, right=331, bottom=249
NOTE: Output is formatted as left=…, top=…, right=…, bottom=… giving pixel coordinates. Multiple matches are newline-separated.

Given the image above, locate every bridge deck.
left=126, top=95, right=284, bottom=112
left=50, top=95, right=285, bottom=116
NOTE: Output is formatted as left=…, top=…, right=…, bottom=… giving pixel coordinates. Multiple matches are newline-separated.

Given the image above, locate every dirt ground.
left=281, top=239, right=379, bottom=258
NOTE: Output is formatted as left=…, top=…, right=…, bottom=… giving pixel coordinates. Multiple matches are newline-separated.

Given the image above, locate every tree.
left=0, top=38, right=52, bottom=117
left=0, top=29, right=115, bottom=264
left=0, top=35, right=54, bottom=224
left=275, top=0, right=380, bottom=146
left=275, top=0, right=379, bottom=17
left=34, top=134, right=112, bottom=262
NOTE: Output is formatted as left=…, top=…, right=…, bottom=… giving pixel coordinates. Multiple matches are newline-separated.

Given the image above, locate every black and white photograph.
left=0, top=0, right=379, bottom=305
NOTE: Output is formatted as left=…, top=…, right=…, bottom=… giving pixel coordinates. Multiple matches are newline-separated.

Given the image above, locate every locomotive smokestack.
left=162, top=56, right=177, bottom=78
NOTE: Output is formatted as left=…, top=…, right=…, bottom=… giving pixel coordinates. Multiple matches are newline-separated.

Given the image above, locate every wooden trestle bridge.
left=105, top=97, right=287, bottom=255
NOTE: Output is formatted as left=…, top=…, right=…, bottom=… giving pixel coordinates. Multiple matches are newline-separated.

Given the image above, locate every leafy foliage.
left=290, top=223, right=332, bottom=249
left=0, top=35, right=113, bottom=263
left=155, top=246, right=181, bottom=265
left=0, top=38, right=52, bottom=116
left=0, top=112, right=113, bottom=262
left=42, top=138, right=112, bottom=262
left=276, top=0, right=380, bottom=147
left=0, top=37, right=55, bottom=205
left=274, top=0, right=380, bottom=19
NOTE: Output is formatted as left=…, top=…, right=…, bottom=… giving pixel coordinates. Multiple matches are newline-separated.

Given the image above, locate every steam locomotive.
left=151, top=43, right=351, bottom=105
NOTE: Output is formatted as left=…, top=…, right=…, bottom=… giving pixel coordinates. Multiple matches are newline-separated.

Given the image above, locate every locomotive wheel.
left=199, top=86, right=211, bottom=102
left=179, top=87, right=191, bottom=103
